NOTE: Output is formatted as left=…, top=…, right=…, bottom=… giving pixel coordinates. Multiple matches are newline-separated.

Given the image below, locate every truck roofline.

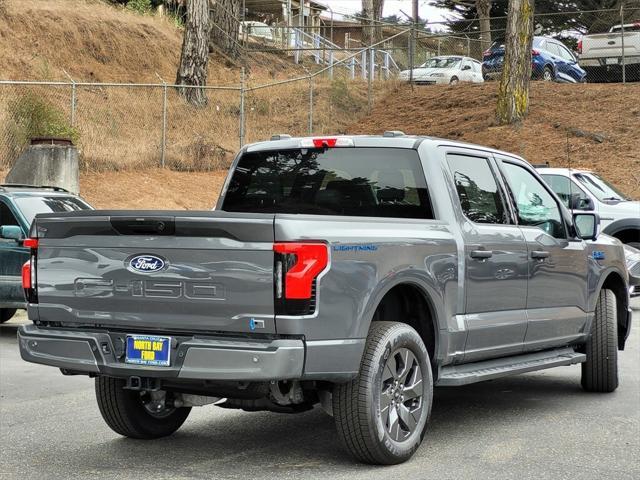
left=243, top=134, right=527, bottom=161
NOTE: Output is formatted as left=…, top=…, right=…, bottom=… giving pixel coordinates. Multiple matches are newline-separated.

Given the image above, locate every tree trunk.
left=496, top=0, right=534, bottom=125
left=210, top=0, right=240, bottom=58
left=476, top=0, right=492, bottom=52
left=362, top=0, right=385, bottom=46
left=176, top=0, right=211, bottom=107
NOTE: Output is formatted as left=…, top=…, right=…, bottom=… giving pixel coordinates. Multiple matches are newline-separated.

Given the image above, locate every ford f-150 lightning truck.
left=18, top=134, right=632, bottom=465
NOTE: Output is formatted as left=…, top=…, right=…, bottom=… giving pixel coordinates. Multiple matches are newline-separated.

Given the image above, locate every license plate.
left=605, top=57, right=619, bottom=65
left=125, top=335, right=171, bottom=366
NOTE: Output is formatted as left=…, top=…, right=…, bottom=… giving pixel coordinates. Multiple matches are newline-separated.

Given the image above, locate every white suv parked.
left=538, top=167, right=640, bottom=248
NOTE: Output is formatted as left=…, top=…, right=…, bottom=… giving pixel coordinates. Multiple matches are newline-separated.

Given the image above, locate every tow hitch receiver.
left=124, top=376, right=161, bottom=391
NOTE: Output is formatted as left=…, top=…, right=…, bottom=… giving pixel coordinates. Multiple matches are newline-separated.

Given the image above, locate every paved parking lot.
left=1, top=304, right=638, bottom=480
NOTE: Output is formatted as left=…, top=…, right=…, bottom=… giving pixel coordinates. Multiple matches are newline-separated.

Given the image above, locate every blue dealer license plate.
left=125, top=335, right=171, bottom=366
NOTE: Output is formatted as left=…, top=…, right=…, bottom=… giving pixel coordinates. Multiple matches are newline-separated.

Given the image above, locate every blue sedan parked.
left=483, top=36, right=587, bottom=83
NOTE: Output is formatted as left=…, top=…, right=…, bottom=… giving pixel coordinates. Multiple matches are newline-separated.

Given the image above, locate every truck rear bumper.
left=18, top=324, right=305, bottom=381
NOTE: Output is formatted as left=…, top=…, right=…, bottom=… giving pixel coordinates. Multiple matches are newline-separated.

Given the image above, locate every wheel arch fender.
left=357, top=271, right=446, bottom=362
left=602, top=218, right=640, bottom=241
left=593, top=267, right=631, bottom=350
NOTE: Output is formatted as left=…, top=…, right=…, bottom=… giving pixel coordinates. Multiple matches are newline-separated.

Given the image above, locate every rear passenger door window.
left=446, top=154, right=508, bottom=224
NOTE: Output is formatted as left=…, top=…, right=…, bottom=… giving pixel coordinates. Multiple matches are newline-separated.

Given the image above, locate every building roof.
left=244, top=0, right=327, bottom=15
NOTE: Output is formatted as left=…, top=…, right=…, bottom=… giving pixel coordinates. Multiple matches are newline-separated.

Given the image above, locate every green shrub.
left=126, top=0, right=152, bottom=15
left=6, top=93, right=79, bottom=160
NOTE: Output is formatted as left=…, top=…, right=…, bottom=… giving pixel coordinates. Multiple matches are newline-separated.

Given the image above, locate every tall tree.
left=362, top=0, right=385, bottom=45
left=176, top=0, right=211, bottom=107
left=432, top=0, right=637, bottom=36
left=476, top=0, right=493, bottom=51
left=210, top=0, right=241, bottom=58
left=496, top=0, right=535, bottom=125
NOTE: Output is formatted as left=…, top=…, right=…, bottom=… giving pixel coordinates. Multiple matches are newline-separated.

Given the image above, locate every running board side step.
left=436, top=348, right=586, bottom=386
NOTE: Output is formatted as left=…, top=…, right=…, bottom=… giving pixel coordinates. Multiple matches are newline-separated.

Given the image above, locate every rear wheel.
left=95, top=376, right=191, bottom=439
left=0, top=308, right=17, bottom=324
left=333, top=321, right=433, bottom=465
left=581, top=289, right=618, bottom=392
left=542, top=66, right=554, bottom=82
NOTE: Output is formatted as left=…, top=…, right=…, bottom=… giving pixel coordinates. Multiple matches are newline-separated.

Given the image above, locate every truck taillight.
left=22, top=261, right=32, bottom=289
left=274, top=242, right=328, bottom=315
left=577, top=39, right=582, bottom=54
left=532, top=49, right=541, bottom=56
left=22, top=238, right=38, bottom=303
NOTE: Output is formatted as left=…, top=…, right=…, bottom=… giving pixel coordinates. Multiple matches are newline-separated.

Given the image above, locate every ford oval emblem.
left=127, top=254, right=167, bottom=274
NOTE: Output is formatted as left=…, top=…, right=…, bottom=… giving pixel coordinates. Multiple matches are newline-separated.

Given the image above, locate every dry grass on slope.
left=349, top=82, right=640, bottom=199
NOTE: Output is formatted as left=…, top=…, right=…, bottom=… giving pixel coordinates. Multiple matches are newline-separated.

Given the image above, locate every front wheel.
left=581, top=289, right=618, bottom=392
left=95, top=376, right=191, bottom=439
left=0, top=308, right=17, bottom=324
left=450, top=76, right=459, bottom=85
left=333, top=321, right=433, bottom=465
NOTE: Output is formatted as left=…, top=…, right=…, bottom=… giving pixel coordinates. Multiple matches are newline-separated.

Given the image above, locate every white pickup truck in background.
left=579, top=23, right=640, bottom=82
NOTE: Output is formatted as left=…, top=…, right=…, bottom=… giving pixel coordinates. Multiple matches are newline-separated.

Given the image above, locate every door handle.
left=470, top=250, right=493, bottom=259
left=531, top=250, right=550, bottom=259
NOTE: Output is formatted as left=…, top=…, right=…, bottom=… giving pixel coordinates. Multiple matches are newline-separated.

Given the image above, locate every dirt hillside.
left=349, top=82, right=640, bottom=199
left=0, top=0, right=304, bottom=84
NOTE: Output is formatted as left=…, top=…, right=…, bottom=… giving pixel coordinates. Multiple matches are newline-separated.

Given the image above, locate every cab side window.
left=502, top=163, right=566, bottom=239
left=0, top=201, right=20, bottom=227
left=447, top=154, right=508, bottom=224
left=540, top=174, right=591, bottom=210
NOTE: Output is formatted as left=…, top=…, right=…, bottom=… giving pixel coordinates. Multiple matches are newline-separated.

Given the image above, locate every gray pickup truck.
left=18, top=134, right=632, bottom=465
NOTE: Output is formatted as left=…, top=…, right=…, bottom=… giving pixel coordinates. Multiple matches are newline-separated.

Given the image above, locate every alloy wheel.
left=380, top=348, right=424, bottom=442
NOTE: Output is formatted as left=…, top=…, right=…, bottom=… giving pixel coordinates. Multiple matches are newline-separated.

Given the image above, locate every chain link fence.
left=1, top=7, right=638, bottom=173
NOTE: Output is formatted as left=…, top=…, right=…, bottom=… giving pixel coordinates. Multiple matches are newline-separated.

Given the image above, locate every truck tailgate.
left=32, top=211, right=276, bottom=334
left=582, top=32, right=640, bottom=58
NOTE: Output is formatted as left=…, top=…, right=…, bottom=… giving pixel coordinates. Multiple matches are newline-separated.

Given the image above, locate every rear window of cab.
left=221, top=147, right=434, bottom=219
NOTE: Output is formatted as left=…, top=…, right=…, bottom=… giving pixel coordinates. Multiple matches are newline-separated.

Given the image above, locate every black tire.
left=449, top=76, right=459, bottom=85
left=542, top=66, right=555, bottom=82
left=333, top=321, right=433, bottom=465
left=0, top=308, right=17, bottom=324
left=581, top=289, right=618, bottom=393
left=95, top=376, right=191, bottom=439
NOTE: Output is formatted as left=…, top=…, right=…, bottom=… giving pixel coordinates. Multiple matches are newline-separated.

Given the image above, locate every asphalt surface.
left=1, top=303, right=639, bottom=480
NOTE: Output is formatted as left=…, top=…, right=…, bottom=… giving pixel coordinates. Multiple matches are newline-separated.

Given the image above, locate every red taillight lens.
left=274, top=242, right=328, bottom=300
left=577, top=39, right=582, bottom=54
left=22, top=237, right=38, bottom=302
left=532, top=49, right=540, bottom=56
left=483, top=49, right=491, bottom=57
left=312, top=138, right=337, bottom=148
left=22, top=261, right=32, bottom=289
left=23, top=238, right=39, bottom=248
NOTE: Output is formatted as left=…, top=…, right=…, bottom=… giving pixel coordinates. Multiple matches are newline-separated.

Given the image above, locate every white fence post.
left=361, top=50, right=367, bottom=80
left=329, top=50, right=334, bottom=79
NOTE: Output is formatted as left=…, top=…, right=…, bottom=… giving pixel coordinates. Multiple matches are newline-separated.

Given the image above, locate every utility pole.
left=409, top=0, right=418, bottom=84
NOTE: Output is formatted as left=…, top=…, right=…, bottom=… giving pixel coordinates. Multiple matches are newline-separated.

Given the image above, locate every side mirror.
left=570, top=193, right=594, bottom=211
left=0, top=225, right=23, bottom=241
left=574, top=213, right=599, bottom=241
